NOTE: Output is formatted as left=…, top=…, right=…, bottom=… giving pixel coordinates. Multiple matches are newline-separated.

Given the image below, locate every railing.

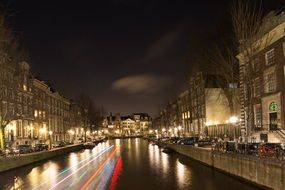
left=276, top=129, right=285, bottom=141
left=212, top=141, right=285, bottom=161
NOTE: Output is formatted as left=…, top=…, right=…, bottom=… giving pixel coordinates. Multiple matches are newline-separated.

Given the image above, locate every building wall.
left=238, top=12, right=285, bottom=142
left=205, top=88, right=231, bottom=125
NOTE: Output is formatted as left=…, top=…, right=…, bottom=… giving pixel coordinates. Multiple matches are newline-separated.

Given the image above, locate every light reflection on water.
left=176, top=159, right=192, bottom=189
left=148, top=144, right=191, bottom=188
left=0, top=139, right=262, bottom=190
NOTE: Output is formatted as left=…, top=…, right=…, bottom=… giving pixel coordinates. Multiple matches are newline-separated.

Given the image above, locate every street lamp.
left=48, top=130, right=53, bottom=149
left=229, top=116, right=238, bottom=140
left=229, top=116, right=238, bottom=124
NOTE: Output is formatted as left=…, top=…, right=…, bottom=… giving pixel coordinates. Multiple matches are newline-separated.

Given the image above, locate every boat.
left=83, top=142, right=96, bottom=149
left=162, top=147, right=174, bottom=154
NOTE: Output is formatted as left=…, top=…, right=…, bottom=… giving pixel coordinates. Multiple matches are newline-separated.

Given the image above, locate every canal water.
left=0, top=138, right=263, bottom=190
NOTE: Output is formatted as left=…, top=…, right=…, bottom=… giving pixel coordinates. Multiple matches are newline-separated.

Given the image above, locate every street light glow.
left=229, top=116, right=238, bottom=124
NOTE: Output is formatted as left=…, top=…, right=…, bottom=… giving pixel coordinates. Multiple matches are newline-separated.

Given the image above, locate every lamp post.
left=48, top=130, right=53, bottom=149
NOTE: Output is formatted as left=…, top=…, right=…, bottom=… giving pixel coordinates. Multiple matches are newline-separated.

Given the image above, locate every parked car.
left=78, top=138, right=84, bottom=143
left=168, top=137, right=181, bottom=144
left=198, top=139, right=213, bottom=148
left=18, top=145, right=33, bottom=154
left=247, top=143, right=260, bottom=155
left=34, top=143, right=49, bottom=151
left=52, top=141, right=66, bottom=148
left=0, top=149, right=5, bottom=156
left=64, top=141, right=74, bottom=145
left=178, top=137, right=199, bottom=145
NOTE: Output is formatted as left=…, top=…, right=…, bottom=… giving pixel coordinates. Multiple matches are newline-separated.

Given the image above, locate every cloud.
left=112, top=74, right=172, bottom=95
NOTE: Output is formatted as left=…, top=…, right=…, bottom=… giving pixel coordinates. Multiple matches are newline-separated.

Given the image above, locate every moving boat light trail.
left=31, top=144, right=121, bottom=190
left=32, top=145, right=114, bottom=190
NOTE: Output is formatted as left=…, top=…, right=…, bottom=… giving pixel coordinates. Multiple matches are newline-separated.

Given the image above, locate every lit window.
left=34, top=110, right=38, bottom=118
left=229, top=83, right=238, bottom=88
left=265, top=49, right=275, bottom=65
left=23, top=84, right=27, bottom=91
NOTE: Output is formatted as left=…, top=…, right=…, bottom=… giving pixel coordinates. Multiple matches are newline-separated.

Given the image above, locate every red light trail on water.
left=80, top=147, right=118, bottom=190
left=109, top=156, right=123, bottom=190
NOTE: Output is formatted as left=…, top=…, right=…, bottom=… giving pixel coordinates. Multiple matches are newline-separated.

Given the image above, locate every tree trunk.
left=228, top=99, right=235, bottom=116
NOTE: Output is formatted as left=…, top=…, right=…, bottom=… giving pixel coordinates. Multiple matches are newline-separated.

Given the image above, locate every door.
left=269, top=112, right=277, bottom=131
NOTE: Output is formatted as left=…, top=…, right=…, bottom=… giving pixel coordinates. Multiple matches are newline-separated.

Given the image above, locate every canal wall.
left=158, top=142, right=285, bottom=190
left=0, top=144, right=84, bottom=173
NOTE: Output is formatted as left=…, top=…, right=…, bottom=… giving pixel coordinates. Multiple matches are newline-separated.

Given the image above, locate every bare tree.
left=232, top=0, right=276, bottom=141
left=207, top=43, right=240, bottom=116
left=76, top=94, right=103, bottom=141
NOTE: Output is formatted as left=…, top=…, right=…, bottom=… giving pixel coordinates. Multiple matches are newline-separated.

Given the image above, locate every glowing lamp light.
left=162, top=128, right=166, bottom=132
left=229, top=116, right=238, bottom=124
left=205, top=120, right=213, bottom=126
left=48, top=130, right=53, bottom=135
left=155, top=130, right=158, bottom=133
left=178, top=126, right=182, bottom=131
left=149, top=130, right=153, bottom=133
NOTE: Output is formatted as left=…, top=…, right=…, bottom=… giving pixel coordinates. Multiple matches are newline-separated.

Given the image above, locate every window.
left=254, top=104, right=262, bottom=128
left=34, top=110, right=38, bottom=118
left=265, top=49, right=275, bottom=65
left=43, top=111, right=46, bottom=119
left=253, top=78, right=261, bottom=97
left=2, top=101, right=7, bottom=113
left=39, top=111, right=42, bottom=119
left=229, top=83, right=238, bottom=88
left=251, top=57, right=260, bottom=71
left=264, top=70, right=276, bottom=93
left=9, top=103, right=14, bottom=115
left=23, top=84, right=27, bottom=91
left=18, top=104, right=22, bottom=115
left=17, top=120, right=22, bottom=138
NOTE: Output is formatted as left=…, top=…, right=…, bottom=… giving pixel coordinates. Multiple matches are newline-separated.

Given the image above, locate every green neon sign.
left=269, top=102, right=278, bottom=112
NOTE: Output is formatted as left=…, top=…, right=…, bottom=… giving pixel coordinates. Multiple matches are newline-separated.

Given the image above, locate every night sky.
left=5, top=0, right=284, bottom=116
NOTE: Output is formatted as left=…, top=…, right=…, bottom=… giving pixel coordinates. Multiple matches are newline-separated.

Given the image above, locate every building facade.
left=238, top=11, right=285, bottom=142
left=101, top=113, right=152, bottom=136
left=153, top=72, right=239, bottom=139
